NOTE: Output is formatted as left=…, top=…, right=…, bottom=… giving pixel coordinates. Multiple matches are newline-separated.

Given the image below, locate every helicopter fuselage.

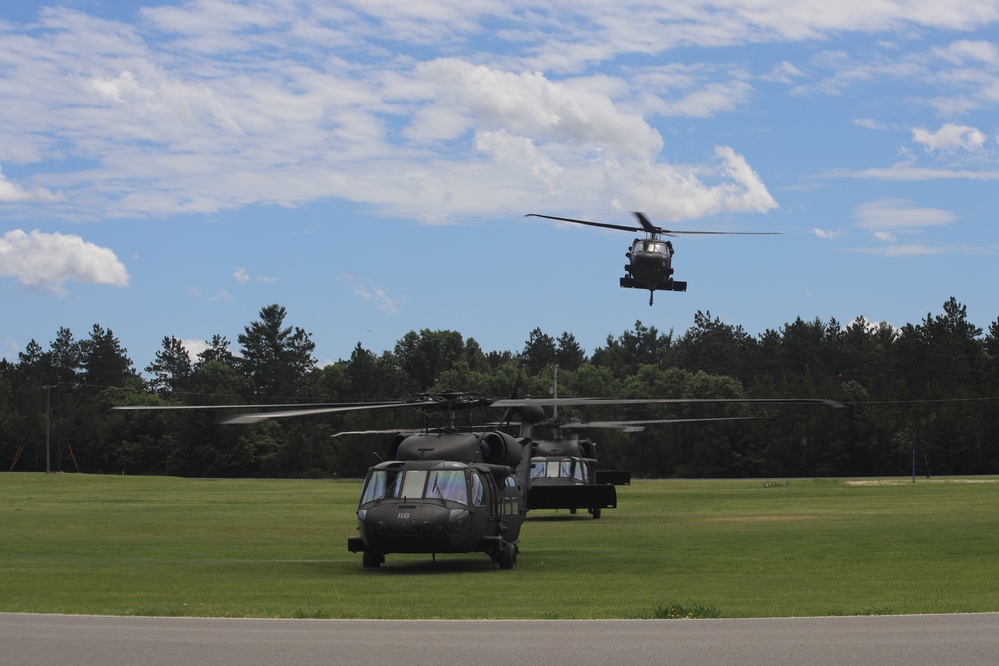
left=526, top=211, right=779, bottom=305
left=622, top=238, right=687, bottom=295
left=526, top=442, right=629, bottom=519
left=348, top=458, right=524, bottom=568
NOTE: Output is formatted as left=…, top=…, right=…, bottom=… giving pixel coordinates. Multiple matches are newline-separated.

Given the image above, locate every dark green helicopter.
left=117, top=391, right=839, bottom=570
left=221, top=390, right=532, bottom=569
left=510, top=398, right=766, bottom=519
left=527, top=212, right=782, bottom=305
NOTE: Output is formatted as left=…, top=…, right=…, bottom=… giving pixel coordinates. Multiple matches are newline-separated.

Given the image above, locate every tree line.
left=3, top=299, right=998, bottom=479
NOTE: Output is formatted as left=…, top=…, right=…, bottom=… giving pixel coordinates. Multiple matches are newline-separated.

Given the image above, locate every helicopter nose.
left=360, top=504, right=461, bottom=552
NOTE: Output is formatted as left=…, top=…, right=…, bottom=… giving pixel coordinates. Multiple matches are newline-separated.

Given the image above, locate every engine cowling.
left=479, top=430, right=524, bottom=467
left=390, top=431, right=522, bottom=467
left=533, top=438, right=595, bottom=458
left=518, top=402, right=546, bottom=425
left=387, top=432, right=410, bottom=460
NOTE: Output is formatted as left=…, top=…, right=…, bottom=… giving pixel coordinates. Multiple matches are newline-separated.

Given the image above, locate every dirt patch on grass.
left=846, top=478, right=999, bottom=486
left=706, top=515, right=818, bottom=522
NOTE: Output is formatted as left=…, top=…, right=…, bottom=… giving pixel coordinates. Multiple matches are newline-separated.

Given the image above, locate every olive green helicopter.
left=515, top=406, right=766, bottom=519
left=116, top=391, right=838, bottom=570
left=527, top=212, right=782, bottom=305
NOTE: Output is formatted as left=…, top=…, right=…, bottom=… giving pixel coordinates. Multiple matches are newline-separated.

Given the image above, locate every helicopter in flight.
left=526, top=212, right=782, bottom=305
left=116, top=390, right=839, bottom=570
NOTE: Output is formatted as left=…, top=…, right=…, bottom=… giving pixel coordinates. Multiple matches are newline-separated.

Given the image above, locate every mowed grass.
left=2, top=473, right=998, bottom=619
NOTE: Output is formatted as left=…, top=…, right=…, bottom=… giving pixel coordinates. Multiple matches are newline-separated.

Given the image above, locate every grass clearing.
left=2, top=473, right=998, bottom=619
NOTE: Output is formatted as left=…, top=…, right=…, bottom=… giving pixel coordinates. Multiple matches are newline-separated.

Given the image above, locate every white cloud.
left=519, top=2, right=999, bottom=71
left=828, top=162, right=999, bottom=181
left=844, top=317, right=899, bottom=336
left=853, top=199, right=958, bottom=233
left=912, top=123, right=988, bottom=153
left=848, top=243, right=994, bottom=256
left=0, top=229, right=129, bottom=292
left=853, top=118, right=886, bottom=130
left=812, top=228, right=844, bottom=239
left=474, top=130, right=563, bottom=190
left=659, top=80, right=756, bottom=118
left=416, top=59, right=663, bottom=159
left=844, top=199, right=998, bottom=256
left=181, top=338, right=209, bottom=359
left=337, top=273, right=401, bottom=313
left=234, top=267, right=277, bottom=284
left=933, top=39, right=999, bottom=65
left=0, top=2, right=994, bottom=228
left=601, top=145, right=778, bottom=221
left=762, top=61, right=805, bottom=84
left=0, top=167, right=61, bottom=203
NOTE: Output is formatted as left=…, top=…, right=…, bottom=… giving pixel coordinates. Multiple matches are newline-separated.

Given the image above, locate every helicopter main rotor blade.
left=663, top=230, right=785, bottom=236
left=633, top=212, right=660, bottom=233
left=218, top=391, right=500, bottom=424
left=529, top=212, right=783, bottom=237
left=118, top=391, right=841, bottom=425
left=113, top=401, right=371, bottom=411
left=491, top=397, right=843, bottom=408
left=219, top=400, right=430, bottom=424
left=526, top=213, right=641, bottom=233
left=331, top=429, right=416, bottom=438
left=554, top=416, right=770, bottom=429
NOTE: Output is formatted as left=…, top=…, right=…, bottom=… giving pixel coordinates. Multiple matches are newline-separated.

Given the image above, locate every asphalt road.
left=2, top=613, right=998, bottom=666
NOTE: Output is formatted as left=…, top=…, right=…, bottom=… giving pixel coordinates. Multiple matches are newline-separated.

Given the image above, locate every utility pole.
left=42, top=384, right=53, bottom=473
left=550, top=365, right=559, bottom=419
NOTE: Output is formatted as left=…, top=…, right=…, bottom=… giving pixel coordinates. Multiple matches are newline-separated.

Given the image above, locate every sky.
left=1, top=1, right=998, bottom=373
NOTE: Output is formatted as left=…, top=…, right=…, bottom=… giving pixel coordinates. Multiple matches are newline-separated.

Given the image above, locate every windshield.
left=530, top=460, right=586, bottom=481
left=426, top=470, right=468, bottom=503
left=360, top=468, right=468, bottom=505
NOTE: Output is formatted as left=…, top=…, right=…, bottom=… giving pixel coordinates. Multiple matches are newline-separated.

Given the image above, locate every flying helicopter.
left=116, top=390, right=840, bottom=570
left=526, top=212, right=782, bottom=305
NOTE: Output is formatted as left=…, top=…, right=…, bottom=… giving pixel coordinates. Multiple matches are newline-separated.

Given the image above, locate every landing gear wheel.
left=591, top=508, right=602, bottom=519
left=362, top=551, right=383, bottom=568
left=499, top=542, right=518, bottom=570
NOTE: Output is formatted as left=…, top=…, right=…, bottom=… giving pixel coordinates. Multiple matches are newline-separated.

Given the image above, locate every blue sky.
left=2, top=1, right=998, bottom=372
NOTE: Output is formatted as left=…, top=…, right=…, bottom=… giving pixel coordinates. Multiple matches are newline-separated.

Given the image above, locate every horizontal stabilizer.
left=526, top=484, right=617, bottom=511
left=595, top=469, right=632, bottom=486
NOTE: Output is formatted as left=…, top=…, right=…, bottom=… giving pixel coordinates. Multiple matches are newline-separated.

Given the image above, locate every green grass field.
left=2, top=473, right=998, bottom=619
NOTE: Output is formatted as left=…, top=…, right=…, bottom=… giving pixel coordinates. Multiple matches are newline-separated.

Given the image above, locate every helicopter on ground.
left=509, top=400, right=765, bottom=519
left=224, top=390, right=533, bottom=569
left=526, top=212, right=782, bottom=305
left=116, top=390, right=840, bottom=570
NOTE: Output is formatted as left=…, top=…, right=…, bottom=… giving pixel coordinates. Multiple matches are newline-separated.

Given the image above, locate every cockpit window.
left=360, top=469, right=403, bottom=504
left=531, top=460, right=586, bottom=481
left=470, top=473, right=485, bottom=506
left=400, top=470, right=427, bottom=499
left=425, top=470, right=468, bottom=504
left=360, top=468, right=469, bottom=505
left=530, top=461, right=553, bottom=478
